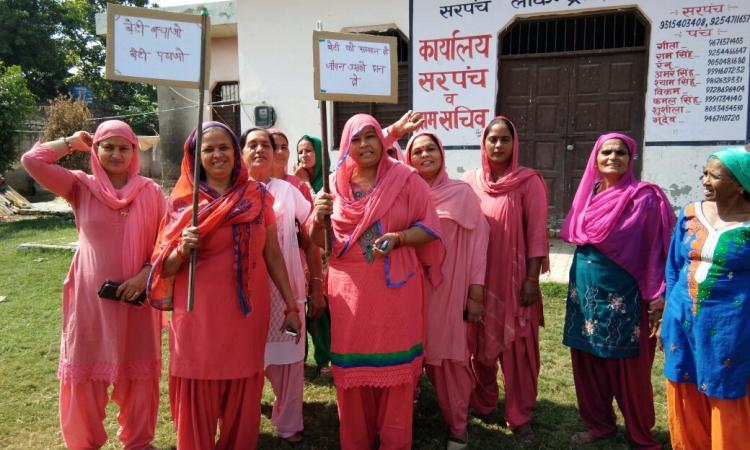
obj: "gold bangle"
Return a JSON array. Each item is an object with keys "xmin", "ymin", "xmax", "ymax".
[{"xmin": 311, "ymin": 277, "xmax": 324, "ymax": 284}]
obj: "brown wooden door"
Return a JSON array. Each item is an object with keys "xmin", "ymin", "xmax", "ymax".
[{"xmin": 498, "ymin": 50, "xmax": 646, "ymax": 224}]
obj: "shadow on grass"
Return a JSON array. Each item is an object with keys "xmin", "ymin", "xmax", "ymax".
[
  {"xmin": 0, "ymin": 216, "xmax": 73, "ymax": 240},
  {"xmin": 259, "ymin": 400, "xmax": 340, "ymax": 449}
]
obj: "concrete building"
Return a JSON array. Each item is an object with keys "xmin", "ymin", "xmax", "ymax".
[{"xmin": 99, "ymin": 1, "xmax": 750, "ymax": 222}]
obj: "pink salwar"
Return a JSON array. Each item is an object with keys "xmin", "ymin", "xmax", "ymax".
[
  {"xmin": 469, "ymin": 313, "xmax": 541, "ymax": 429},
  {"xmin": 570, "ymin": 307, "xmax": 659, "ymax": 450},
  {"xmin": 426, "ymin": 362, "xmax": 475, "ymax": 438},
  {"xmin": 265, "ymin": 362, "xmax": 305, "ymax": 438},
  {"xmin": 59, "ymin": 378, "xmax": 158, "ymax": 450},
  {"xmin": 336, "ymin": 382, "xmax": 415, "ymax": 450},
  {"xmin": 169, "ymin": 374, "xmax": 263, "ymax": 450}
]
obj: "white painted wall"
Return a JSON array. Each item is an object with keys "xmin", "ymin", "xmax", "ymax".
[
  {"xmin": 209, "ymin": 37, "xmax": 239, "ymax": 90},
  {"xmin": 234, "ymin": 0, "xmax": 409, "ymax": 150},
  {"xmin": 642, "ymin": 145, "xmax": 716, "ymax": 209}
]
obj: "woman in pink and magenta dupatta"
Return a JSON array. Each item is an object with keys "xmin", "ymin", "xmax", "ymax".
[
  {"xmin": 560, "ymin": 133, "xmax": 674, "ymax": 448},
  {"xmin": 310, "ymin": 114, "xmax": 444, "ymax": 450},
  {"xmin": 462, "ymin": 115, "xmax": 549, "ymax": 443},
  {"xmin": 21, "ymin": 120, "xmax": 166, "ymax": 449},
  {"xmin": 406, "ymin": 132, "xmax": 489, "ymax": 449}
]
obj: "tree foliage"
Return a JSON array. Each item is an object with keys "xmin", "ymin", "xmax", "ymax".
[
  {"xmin": 0, "ymin": 63, "xmax": 36, "ymax": 175},
  {"xmin": 0, "ymin": 0, "xmax": 158, "ymax": 134}
]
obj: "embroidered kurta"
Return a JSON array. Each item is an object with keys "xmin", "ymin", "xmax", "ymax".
[
  {"xmin": 662, "ymin": 202, "xmax": 750, "ymax": 399},
  {"xmin": 22, "ymin": 145, "xmax": 165, "ymax": 383},
  {"xmin": 328, "ymin": 174, "xmax": 442, "ymax": 388}
]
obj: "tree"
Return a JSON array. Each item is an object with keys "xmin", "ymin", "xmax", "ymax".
[{"xmin": 0, "ymin": 63, "xmax": 36, "ymax": 175}]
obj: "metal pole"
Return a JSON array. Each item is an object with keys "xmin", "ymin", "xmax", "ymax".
[{"xmin": 187, "ymin": 7, "xmax": 209, "ymax": 311}]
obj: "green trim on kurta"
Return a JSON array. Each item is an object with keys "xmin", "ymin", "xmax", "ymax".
[{"xmin": 331, "ymin": 343, "xmax": 423, "ymax": 368}]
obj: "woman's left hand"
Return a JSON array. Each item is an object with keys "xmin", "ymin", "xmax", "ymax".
[
  {"xmin": 116, "ymin": 268, "xmax": 149, "ymax": 304},
  {"xmin": 520, "ymin": 280, "xmax": 541, "ymax": 306},
  {"xmin": 390, "ymin": 110, "xmax": 425, "ymax": 140},
  {"xmin": 281, "ymin": 311, "xmax": 303, "ymax": 344},
  {"xmin": 372, "ymin": 233, "xmax": 399, "ymax": 257},
  {"xmin": 648, "ymin": 307, "xmax": 664, "ymax": 339}
]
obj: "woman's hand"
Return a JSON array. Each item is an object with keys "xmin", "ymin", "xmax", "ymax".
[
  {"xmin": 648, "ymin": 298, "xmax": 665, "ymax": 340},
  {"xmin": 116, "ymin": 267, "xmax": 149, "ymax": 304},
  {"xmin": 69, "ymin": 131, "xmax": 93, "ymax": 152},
  {"xmin": 466, "ymin": 284, "xmax": 484, "ymax": 322},
  {"xmin": 520, "ymin": 280, "xmax": 541, "ymax": 306},
  {"xmin": 178, "ymin": 226, "xmax": 200, "ymax": 255},
  {"xmin": 306, "ymin": 284, "xmax": 325, "ymax": 320},
  {"xmin": 281, "ymin": 310, "xmax": 303, "ymax": 344},
  {"xmin": 372, "ymin": 232, "xmax": 400, "ymax": 257},
  {"xmin": 389, "ymin": 110, "xmax": 425, "ymax": 140},
  {"xmin": 312, "ymin": 193, "xmax": 333, "ymax": 225}
]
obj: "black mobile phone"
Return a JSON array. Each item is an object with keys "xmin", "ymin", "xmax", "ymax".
[
  {"xmin": 463, "ymin": 308, "xmax": 469, "ymax": 321},
  {"xmin": 98, "ymin": 280, "xmax": 145, "ymax": 305}
]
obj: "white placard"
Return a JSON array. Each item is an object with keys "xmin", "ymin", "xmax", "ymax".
[
  {"xmin": 106, "ymin": 4, "xmax": 209, "ymax": 89},
  {"xmin": 313, "ymin": 31, "xmax": 398, "ymax": 103}
]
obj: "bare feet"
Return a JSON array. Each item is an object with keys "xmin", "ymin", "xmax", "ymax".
[{"xmin": 570, "ymin": 430, "xmax": 603, "ymax": 445}]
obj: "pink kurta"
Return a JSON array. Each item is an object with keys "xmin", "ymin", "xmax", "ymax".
[
  {"xmin": 22, "ymin": 145, "xmax": 165, "ymax": 383},
  {"xmin": 464, "ymin": 169, "xmax": 549, "ymax": 361},
  {"xmin": 424, "ymin": 211, "xmax": 488, "ymax": 365},
  {"xmin": 328, "ymin": 174, "xmax": 441, "ymax": 388},
  {"xmin": 168, "ymin": 204, "xmax": 274, "ymax": 379}
]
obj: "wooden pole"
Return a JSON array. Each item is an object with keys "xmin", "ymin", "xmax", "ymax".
[
  {"xmin": 319, "ymin": 100, "xmax": 332, "ymax": 254},
  {"xmin": 187, "ymin": 8, "xmax": 209, "ymax": 312}
]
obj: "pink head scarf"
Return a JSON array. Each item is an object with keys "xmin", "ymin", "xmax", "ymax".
[
  {"xmin": 332, "ymin": 114, "xmax": 444, "ymax": 286},
  {"xmin": 72, "ymin": 120, "xmax": 150, "ymax": 210},
  {"xmin": 477, "ymin": 116, "xmax": 539, "ymax": 195},
  {"xmin": 561, "ymin": 132, "xmax": 676, "ymax": 300},
  {"xmin": 405, "ymin": 131, "xmax": 482, "ymax": 230}
]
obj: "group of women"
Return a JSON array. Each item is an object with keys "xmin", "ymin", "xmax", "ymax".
[{"xmin": 22, "ymin": 109, "xmax": 750, "ymax": 450}]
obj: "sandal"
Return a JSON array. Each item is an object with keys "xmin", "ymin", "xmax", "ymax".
[{"xmin": 283, "ymin": 432, "xmax": 306, "ymax": 449}]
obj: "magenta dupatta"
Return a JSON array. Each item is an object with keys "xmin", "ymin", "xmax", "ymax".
[
  {"xmin": 405, "ymin": 131, "xmax": 482, "ymax": 230},
  {"xmin": 331, "ymin": 114, "xmax": 444, "ymax": 286},
  {"xmin": 560, "ymin": 133, "xmax": 676, "ymax": 300}
]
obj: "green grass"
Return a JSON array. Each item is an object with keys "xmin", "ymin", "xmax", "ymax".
[{"xmin": 0, "ymin": 216, "xmax": 670, "ymax": 449}]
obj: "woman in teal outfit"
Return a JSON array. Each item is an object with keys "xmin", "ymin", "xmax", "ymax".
[
  {"xmin": 661, "ymin": 146, "xmax": 750, "ymax": 450},
  {"xmin": 560, "ymin": 133, "xmax": 675, "ymax": 448}
]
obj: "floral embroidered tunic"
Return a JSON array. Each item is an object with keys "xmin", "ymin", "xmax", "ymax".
[
  {"xmin": 563, "ymin": 245, "xmax": 642, "ymax": 358},
  {"xmin": 662, "ymin": 202, "xmax": 750, "ymax": 399}
]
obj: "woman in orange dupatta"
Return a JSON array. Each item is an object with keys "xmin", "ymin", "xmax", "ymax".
[
  {"xmin": 463, "ymin": 116, "xmax": 549, "ymax": 443},
  {"xmin": 147, "ymin": 121, "xmax": 301, "ymax": 450},
  {"xmin": 310, "ymin": 114, "xmax": 444, "ymax": 450}
]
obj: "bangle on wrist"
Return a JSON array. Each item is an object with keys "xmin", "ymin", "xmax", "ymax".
[
  {"xmin": 397, "ymin": 231, "xmax": 405, "ymax": 248},
  {"xmin": 311, "ymin": 277, "xmax": 324, "ymax": 284},
  {"xmin": 468, "ymin": 297, "xmax": 483, "ymax": 304},
  {"xmin": 525, "ymin": 276, "xmax": 539, "ymax": 284},
  {"xmin": 62, "ymin": 137, "xmax": 73, "ymax": 154},
  {"xmin": 175, "ymin": 245, "xmax": 188, "ymax": 261},
  {"xmin": 284, "ymin": 305, "xmax": 300, "ymax": 315}
]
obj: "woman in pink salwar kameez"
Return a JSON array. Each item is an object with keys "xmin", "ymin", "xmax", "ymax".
[
  {"xmin": 21, "ymin": 120, "xmax": 166, "ymax": 450},
  {"xmin": 310, "ymin": 114, "xmax": 444, "ymax": 450},
  {"xmin": 406, "ymin": 132, "xmax": 489, "ymax": 450},
  {"xmin": 463, "ymin": 116, "xmax": 549, "ymax": 443},
  {"xmin": 148, "ymin": 121, "xmax": 301, "ymax": 450}
]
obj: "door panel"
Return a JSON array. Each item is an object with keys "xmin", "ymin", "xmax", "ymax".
[{"xmin": 498, "ymin": 50, "xmax": 646, "ymax": 224}]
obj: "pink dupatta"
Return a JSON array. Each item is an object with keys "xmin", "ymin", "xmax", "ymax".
[
  {"xmin": 560, "ymin": 133, "xmax": 676, "ymax": 300},
  {"xmin": 76, "ymin": 120, "xmax": 161, "ymax": 273},
  {"xmin": 332, "ymin": 114, "xmax": 444, "ymax": 286},
  {"xmin": 405, "ymin": 131, "xmax": 482, "ymax": 230}
]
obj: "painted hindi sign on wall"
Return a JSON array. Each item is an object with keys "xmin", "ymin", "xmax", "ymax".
[
  {"xmin": 105, "ymin": 4, "xmax": 210, "ymax": 88},
  {"xmin": 411, "ymin": 0, "xmax": 750, "ymax": 147},
  {"xmin": 312, "ymin": 30, "xmax": 398, "ymax": 103}
]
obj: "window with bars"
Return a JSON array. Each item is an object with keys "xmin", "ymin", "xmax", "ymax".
[
  {"xmin": 500, "ymin": 11, "xmax": 647, "ymax": 56},
  {"xmin": 211, "ymin": 82, "xmax": 241, "ymax": 136},
  {"xmin": 332, "ymin": 29, "xmax": 410, "ymax": 149}
]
